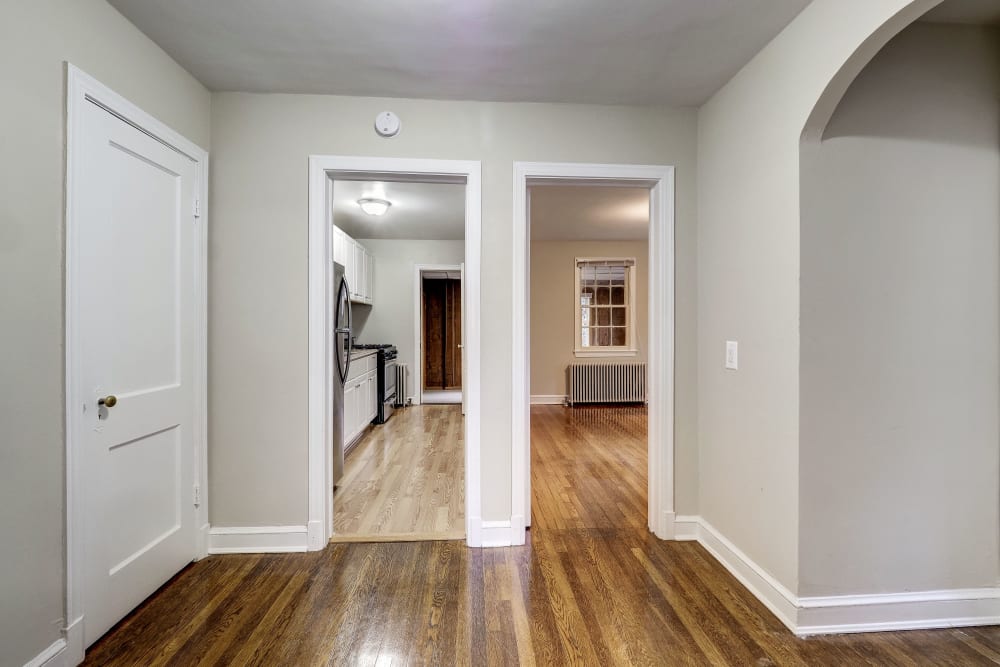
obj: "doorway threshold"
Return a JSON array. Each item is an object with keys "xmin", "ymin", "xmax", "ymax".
[{"xmin": 422, "ymin": 390, "xmax": 462, "ymax": 404}]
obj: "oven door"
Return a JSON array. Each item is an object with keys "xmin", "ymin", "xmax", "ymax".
[{"xmin": 384, "ymin": 360, "xmax": 397, "ymax": 403}]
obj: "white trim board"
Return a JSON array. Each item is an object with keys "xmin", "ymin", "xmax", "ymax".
[
  {"xmin": 675, "ymin": 516, "xmax": 1000, "ymax": 636},
  {"xmin": 530, "ymin": 394, "xmax": 567, "ymax": 405},
  {"xmin": 512, "ymin": 162, "xmax": 676, "ymax": 540},
  {"xmin": 23, "ymin": 638, "xmax": 68, "ymax": 667},
  {"xmin": 208, "ymin": 526, "xmax": 309, "ymax": 554},
  {"xmin": 64, "ymin": 63, "xmax": 209, "ymax": 664},
  {"xmin": 308, "ymin": 156, "xmax": 483, "ymax": 548}
]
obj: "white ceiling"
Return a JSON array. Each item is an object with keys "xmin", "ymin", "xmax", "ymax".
[
  {"xmin": 922, "ymin": 0, "xmax": 1000, "ymax": 25},
  {"xmin": 107, "ymin": 0, "xmax": 811, "ymax": 107},
  {"xmin": 530, "ymin": 185, "xmax": 649, "ymax": 241},
  {"xmin": 332, "ymin": 180, "xmax": 465, "ymax": 240}
]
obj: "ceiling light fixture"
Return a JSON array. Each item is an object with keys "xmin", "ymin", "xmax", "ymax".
[{"xmin": 357, "ymin": 198, "xmax": 391, "ymax": 216}]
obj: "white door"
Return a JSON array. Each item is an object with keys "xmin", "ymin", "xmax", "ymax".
[{"xmin": 77, "ymin": 99, "xmax": 199, "ymax": 646}]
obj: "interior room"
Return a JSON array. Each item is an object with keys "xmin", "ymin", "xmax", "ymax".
[
  {"xmin": 329, "ymin": 178, "xmax": 467, "ymax": 542},
  {"xmin": 4, "ymin": 0, "xmax": 1000, "ymax": 665},
  {"xmin": 528, "ymin": 185, "xmax": 651, "ymax": 530}
]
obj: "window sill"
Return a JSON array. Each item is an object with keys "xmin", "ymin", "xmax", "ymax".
[{"xmin": 574, "ymin": 349, "xmax": 639, "ymax": 358}]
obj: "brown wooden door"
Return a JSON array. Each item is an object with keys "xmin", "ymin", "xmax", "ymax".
[{"xmin": 423, "ymin": 277, "xmax": 462, "ymax": 390}]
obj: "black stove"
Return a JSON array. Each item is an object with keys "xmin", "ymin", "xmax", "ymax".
[{"xmin": 353, "ymin": 343, "xmax": 393, "ymax": 350}]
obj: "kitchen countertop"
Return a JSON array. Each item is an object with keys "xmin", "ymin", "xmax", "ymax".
[{"xmin": 350, "ymin": 348, "xmax": 377, "ymax": 360}]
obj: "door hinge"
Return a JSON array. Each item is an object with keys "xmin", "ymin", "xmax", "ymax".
[
  {"xmin": 193, "ymin": 483, "xmax": 201, "ymax": 507},
  {"xmin": 193, "ymin": 198, "xmax": 201, "ymax": 219}
]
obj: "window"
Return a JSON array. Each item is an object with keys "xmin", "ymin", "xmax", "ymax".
[{"xmin": 575, "ymin": 257, "xmax": 637, "ymax": 357}]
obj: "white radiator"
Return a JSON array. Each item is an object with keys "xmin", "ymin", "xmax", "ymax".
[
  {"xmin": 567, "ymin": 362, "xmax": 646, "ymax": 406},
  {"xmin": 394, "ymin": 363, "xmax": 408, "ymax": 407}
]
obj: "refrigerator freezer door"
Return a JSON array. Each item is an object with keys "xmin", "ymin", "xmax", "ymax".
[{"xmin": 333, "ymin": 264, "xmax": 352, "ymax": 486}]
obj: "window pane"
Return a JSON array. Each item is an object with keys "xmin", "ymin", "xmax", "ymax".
[
  {"xmin": 611, "ymin": 307, "xmax": 626, "ymax": 326},
  {"xmin": 595, "ymin": 308, "xmax": 610, "ymax": 326},
  {"xmin": 612, "ymin": 328, "xmax": 627, "ymax": 346},
  {"xmin": 594, "ymin": 327, "xmax": 611, "ymax": 347},
  {"xmin": 611, "ymin": 286, "xmax": 625, "ymax": 305},
  {"xmin": 596, "ymin": 287, "xmax": 610, "ymax": 305},
  {"xmin": 581, "ymin": 325, "xmax": 591, "ymax": 347}
]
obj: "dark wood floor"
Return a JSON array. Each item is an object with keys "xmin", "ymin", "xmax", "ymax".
[{"xmin": 85, "ymin": 405, "xmax": 1000, "ymax": 665}]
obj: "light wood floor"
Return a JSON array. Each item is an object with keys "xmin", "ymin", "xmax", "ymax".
[
  {"xmin": 84, "ymin": 404, "xmax": 1000, "ymax": 665},
  {"xmin": 332, "ymin": 404, "xmax": 465, "ymax": 542}
]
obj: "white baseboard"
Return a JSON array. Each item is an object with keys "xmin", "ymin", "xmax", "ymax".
[
  {"xmin": 797, "ymin": 588, "xmax": 1000, "ymax": 636},
  {"xmin": 693, "ymin": 517, "xmax": 799, "ymax": 632},
  {"xmin": 675, "ymin": 515, "xmax": 1000, "ymax": 636},
  {"xmin": 208, "ymin": 525, "xmax": 309, "ymax": 554},
  {"xmin": 23, "ymin": 639, "xmax": 67, "ymax": 667},
  {"xmin": 530, "ymin": 394, "xmax": 566, "ymax": 405},
  {"xmin": 674, "ymin": 514, "xmax": 700, "ymax": 541}
]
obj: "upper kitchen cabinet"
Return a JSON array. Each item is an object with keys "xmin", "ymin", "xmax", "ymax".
[{"xmin": 333, "ymin": 225, "xmax": 374, "ymax": 305}]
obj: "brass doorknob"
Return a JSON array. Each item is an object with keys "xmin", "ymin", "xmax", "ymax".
[{"xmin": 98, "ymin": 395, "xmax": 118, "ymax": 408}]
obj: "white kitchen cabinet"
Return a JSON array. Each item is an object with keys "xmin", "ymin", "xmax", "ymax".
[
  {"xmin": 366, "ymin": 373, "xmax": 378, "ymax": 423},
  {"xmin": 353, "ymin": 243, "xmax": 366, "ymax": 302},
  {"xmin": 332, "ymin": 224, "xmax": 374, "ymax": 305},
  {"xmin": 344, "ymin": 353, "xmax": 380, "ymax": 447}
]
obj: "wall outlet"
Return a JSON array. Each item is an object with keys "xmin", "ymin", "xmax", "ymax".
[{"xmin": 725, "ymin": 341, "xmax": 738, "ymax": 370}]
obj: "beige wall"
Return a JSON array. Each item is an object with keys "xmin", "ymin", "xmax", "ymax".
[
  {"xmin": 530, "ymin": 241, "xmax": 649, "ymax": 397},
  {"xmin": 354, "ymin": 239, "xmax": 466, "ymax": 400},
  {"xmin": 0, "ymin": 1, "xmax": 210, "ymax": 664},
  {"xmin": 208, "ymin": 93, "xmax": 699, "ymax": 525},
  {"xmin": 799, "ymin": 23, "xmax": 1000, "ymax": 596},
  {"xmin": 696, "ymin": 0, "xmax": 938, "ymax": 594}
]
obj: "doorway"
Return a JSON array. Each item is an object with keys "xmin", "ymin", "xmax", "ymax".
[
  {"xmin": 528, "ymin": 185, "xmax": 650, "ymax": 530},
  {"xmin": 307, "ymin": 157, "xmax": 482, "ymax": 547},
  {"xmin": 511, "ymin": 162, "xmax": 676, "ymax": 543},
  {"xmin": 419, "ymin": 267, "xmax": 464, "ymax": 405}
]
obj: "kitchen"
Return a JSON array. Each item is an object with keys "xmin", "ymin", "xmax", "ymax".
[{"xmin": 329, "ymin": 178, "xmax": 467, "ymax": 541}]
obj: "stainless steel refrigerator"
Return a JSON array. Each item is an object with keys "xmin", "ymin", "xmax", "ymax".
[{"xmin": 332, "ymin": 262, "xmax": 353, "ymax": 486}]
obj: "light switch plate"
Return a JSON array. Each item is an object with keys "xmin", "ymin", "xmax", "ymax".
[{"xmin": 725, "ymin": 341, "xmax": 738, "ymax": 370}]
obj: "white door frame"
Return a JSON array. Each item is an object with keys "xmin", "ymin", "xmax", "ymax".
[
  {"xmin": 413, "ymin": 263, "xmax": 464, "ymax": 405},
  {"xmin": 64, "ymin": 64, "xmax": 210, "ymax": 663},
  {"xmin": 307, "ymin": 156, "xmax": 483, "ymax": 547},
  {"xmin": 512, "ymin": 162, "xmax": 676, "ymax": 542}
]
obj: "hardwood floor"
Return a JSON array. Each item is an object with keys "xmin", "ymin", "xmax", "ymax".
[
  {"xmin": 332, "ymin": 404, "xmax": 464, "ymax": 541},
  {"xmin": 84, "ymin": 405, "xmax": 1000, "ymax": 665},
  {"xmin": 530, "ymin": 404, "xmax": 647, "ymax": 530}
]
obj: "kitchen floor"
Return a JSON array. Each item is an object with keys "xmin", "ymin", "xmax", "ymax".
[{"xmin": 332, "ymin": 404, "xmax": 465, "ymax": 541}]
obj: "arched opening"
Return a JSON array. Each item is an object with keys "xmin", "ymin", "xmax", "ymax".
[{"xmin": 799, "ymin": 4, "xmax": 1000, "ymax": 596}]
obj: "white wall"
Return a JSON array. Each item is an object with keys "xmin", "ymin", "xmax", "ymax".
[
  {"xmin": 208, "ymin": 93, "xmax": 700, "ymax": 525},
  {"xmin": 354, "ymin": 239, "xmax": 466, "ymax": 400},
  {"xmin": 799, "ymin": 22, "xmax": 1000, "ymax": 596},
  {"xmin": 530, "ymin": 241, "xmax": 649, "ymax": 398},
  {"xmin": 696, "ymin": 0, "xmax": 939, "ymax": 594},
  {"xmin": 0, "ymin": 1, "xmax": 211, "ymax": 664}
]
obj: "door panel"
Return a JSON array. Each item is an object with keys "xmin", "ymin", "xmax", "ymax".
[
  {"xmin": 422, "ymin": 277, "xmax": 463, "ymax": 390},
  {"xmin": 445, "ymin": 279, "xmax": 462, "ymax": 389},
  {"xmin": 423, "ymin": 279, "xmax": 445, "ymax": 389},
  {"xmin": 78, "ymin": 100, "xmax": 198, "ymax": 646}
]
